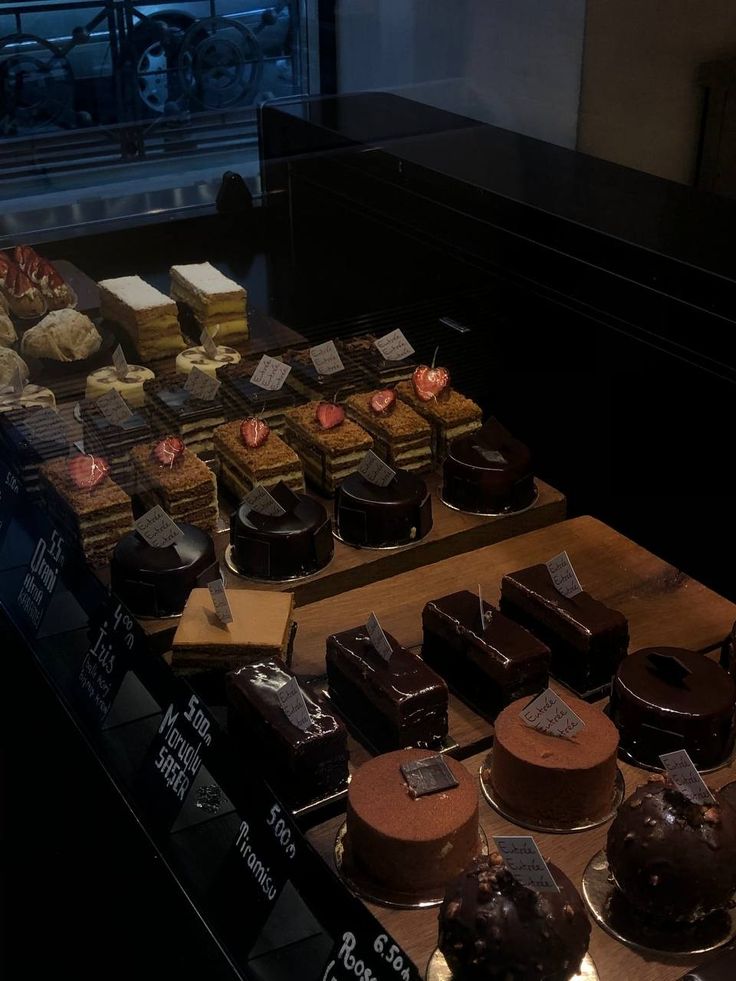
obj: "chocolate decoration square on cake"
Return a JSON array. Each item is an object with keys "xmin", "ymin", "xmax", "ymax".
[
  {"xmin": 227, "ymin": 660, "xmax": 349, "ymax": 808},
  {"xmin": 421, "ymin": 590, "xmax": 550, "ymax": 719},
  {"xmin": 500, "ymin": 563, "xmax": 629, "ymax": 696},
  {"xmin": 326, "ymin": 625, "xmax": 449, "ymax": 751}
]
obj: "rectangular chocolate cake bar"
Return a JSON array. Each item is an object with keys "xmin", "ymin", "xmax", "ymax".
[
  {"xmin": 130, "ymin": 441, "xmax": 218, "ymax": 533},
  {"xmin": 326, "ymin": 625, "xmax": 448, "ymax": 752},
  {"xmin": 338, "ymin": 334, "xmax": 417, "ymax": 385},
  {"xmin": 219, "ymin": 362, "xmax": 299, "ymax": 434},
  {"xmin": 213, "ymin": 420, "xmax": 304, "ymax": 499},
  {"xmin": 345, "ymin": 390, "xmax": 433, "ymax": 472},
  {"xmin": 145, "ymin": 380, "xmax": 224, "ymax": 456},
  {"xmin": 81, "ymin": 400, "xmax": 151, "ymax": 493},
  {"xmin": 283, "ymin": 402, "xmax": 373, "ymax": 495},
  {"xmin": 282, "ymin": 346, "xmax": 366, "ymax": 401},
  {"xmin": 500, "ymin": 564, "xmax": 629, "ymax": 696},
  {"xmin": 395, "ymin": 380, "xmax": 482, "ymax": 461},
  {"xmin": 421, "ymin": 590, "xmax": 550, "ymax": 720},
  {"xmin": 227, "ymin": 660, "xmax": 349, "ymax": 808}
]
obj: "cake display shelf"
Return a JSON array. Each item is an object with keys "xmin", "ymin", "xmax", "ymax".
[
  {"xmin": 479, "ymin": 755, "xmax": 626, "ymax": 834},
  {"xmin": 425, "ymin": 948, "xmax": 600, "ymax": 981},
  {"xmin": 582, "ymin": 850, "xmax": 736, "ymax": 956}
]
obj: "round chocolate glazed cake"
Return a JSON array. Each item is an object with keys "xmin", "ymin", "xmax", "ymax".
[{"xmin": 334, "ymin": 468, "xmax": 432, "ymax": 548}]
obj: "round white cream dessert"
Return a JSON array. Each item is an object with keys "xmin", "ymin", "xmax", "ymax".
[
  {"xmin": 175, "ymin": 344, "xmax": 241, "ymax": 378},
  {"xmin": 0, "ymin": 383, "xmax": 56, "ymax": 413},
  {"xmin": 85, "ymin": 364, "xmax": 155, "ymax": 408}
]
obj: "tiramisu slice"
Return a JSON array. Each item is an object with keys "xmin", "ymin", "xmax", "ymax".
[
  {"xmin": 345, "ymin": 389, "xmax": 432, "ymax": 472},
  {"xmin": 396, "ymin": 374, "xmax": 482, "ymax": 461},
  {"xmin": 98, "ymin": 275, "xmax": 186, "ymax": 362},
  {"xmin": 131, "ymin": 437, "xmax": 218, "ymax": 533},
  {"xmin": 213, "ymin": 418, "xmax": 304, "ymax": 499},
  {"xmin": 145, "ymin": 379, "xmax": 224, "ymax": 456},
  {"xmin": 283, "ymin": 401, "xmax": 373, "ymax": 495},
  {"xmin": 170, "ymin": 262, "xmax": 248, "ymax": 342},
  {"xmin": 40, "ymin": 454, "xmax": 133, "ymax": 565}
]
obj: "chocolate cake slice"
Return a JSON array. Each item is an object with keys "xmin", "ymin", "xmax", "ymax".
[
  {"xmin": 500, "ymin": 564, "xmax": 629, "ymax": 696},
  {"xmin": 227, "ymin": 660, "xmax": 349, "ymax": 808},
  {"xmin": 326, "ymin": 625, "xmax": 448, "ymax": 751},
  {"xmin": 421, "ymin": 590, "xmax": 550, "ymax": 719}
]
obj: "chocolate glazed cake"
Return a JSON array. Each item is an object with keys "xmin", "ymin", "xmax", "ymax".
[
  {"xmin": 334, "ymin": 469, "xmax": 432, "ymax": 548},
  {"xmin": 439, "ymin": 855, "xmax": 591, "ymax": 981},
  {"xmin": 500, "ymin": 563, "xmax": 629, "ymax": 696},
  {"xmin": 326, "ymin": 626, "xmax": 448, "ymax": 751},
  {"xmin": 229, "ymin": 489, "xmax": 333, "ymax": 581},
  {"xmin": 442, "ymin": 417, "xmax": 535, "ymax": 515},
  {"xmin": 110, "ymin": 523, "xmax": 219, "ymax": 618},
  {"xmin": 609, "ymin": 648, "xmax": 736, "ymax": 768}
]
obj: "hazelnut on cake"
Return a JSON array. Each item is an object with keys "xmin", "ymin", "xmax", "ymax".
[
  {"xmin": 213, "ymin": 418, "xmax": 304, "ymax": 499},
  {"xmin": 98, "ymin": 275, "xmax": 186, "ymax": 361}
]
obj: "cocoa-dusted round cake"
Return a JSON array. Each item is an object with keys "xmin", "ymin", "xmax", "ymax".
[
  {"xmin": 111, "ymin": 523, "xmax": 219, "ymax": 618},
  {"xmin": 343, "ymin": 748, "xmax": 480, "ymax": 899},
  {"xmin": 334, "ymin": 468, "xmax": 432, "ymax": 548},
  {"xmin": 485, "ymin": 694, "xmax": 619, "ymax": 826},
  {"xmin": 442, "ymin": 417, "xmax": 535, "ymax": 515},
  {"xmin": 609, "ymin": 648, "xmax": 736, "ymax": 768},
  {"xmin": 229, "ymin": 491, "xmax": 333, "ymax": 581},
  {"xmin": 439, "ymin": 854, "xmax": 591, "ymax": 981},
  {"xmin": 607, "ymin": 775, "xmax": 736, "ymax": 922}
]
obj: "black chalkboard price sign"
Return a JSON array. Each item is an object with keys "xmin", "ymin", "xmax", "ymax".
[
  {"xmin": 321, "ymin": 920, "xmax": 420, "ymax": 981},
  {"xmin": 15, "ymin": 525, "xmax": 66, "ymax": 634},
  {"xmin": 0, "ymin": 459, "xmax": 21, "ymax": 552},
  {"xmin": 77, "ymin": 598, "xmax": 138, "ymax": 727}
]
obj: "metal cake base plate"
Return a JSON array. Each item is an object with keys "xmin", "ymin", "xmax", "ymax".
[
  {"xmin": 332, "ymin": 528, "xmax": 430, "ymax": 551},
  {"xmin": 479, "ymin": 754, "xmax": 625, "ymax": 834},
  {"xmin": 224, "ymin": 544, "xmax": 331, "ymax": 584},
  {"xmin": 582, "ymin": 849, "xmax": 736, "ymax": 956},
  {"xmin": 439, "ymin": 482, "xmax": 538, "ymax": 518},
  {"xmin": 617, "ymin": 744, "xmax": 736, "ymax": 776},
  {"xmin": 425, "ymin": 949, "xmax": 599, "ymax": 981},
  {"xmin": 334, "ymin": 822, "xmax": 489, "ymax": 910}
]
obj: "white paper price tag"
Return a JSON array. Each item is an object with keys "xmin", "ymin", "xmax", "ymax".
[
  {"xmin": 366, "ymin": 612, "xmax": 393, "ymax": 662},
  {"xmin": 96, "ymin": 388, "xmax": 134, "ymax": 427},
  {"xmin": 243, "ymin": 484, "xmax": 286, "ymax": 518},
  {"xmin": 520, "ymin": 688, "xmax": 586, "ymax": 739},
  {"xmin": 250, "ymin": 355, "xmax": 291, "ymax": 391},
  {"xmin": 494, "ymin": 836, "xmax": 559, "ymax": 892},
  {"xmin": 135, "ymin": 505, "xmax": 184, "ymax": 549},
  {"xmin": 545, "ymin": 551, "xmax": 583, "ymax": 599},
  {"xmin": 208, "ymin": 578, "xmax": 233, "ymax": 625},
  {"xmin": 200, "ymin": 328, "xmax": 219, "ymax": 360},
  {"xmin": 374, "ymin": 329, "xmax": 415, "ymax": 362},
  {"xmin": 112, "ymin": 344, "xmax": 129, "ymax": 381},
  {"xmin": 309, "ymin": 340, "xmax": 345, "ymax": 376},
  {"xmin": 185, "ymin": 365, "xmax": 221, "ymax": 401},
  {"xmin": 357, "ymin": 450, "xmax": 396, "ymax": 488},
  {"xmin": 277, "ymin": 677, "xmax": 312, "ymax": 732},
  {"xmin": 477, "ymin": 447, "xmax": 507, "ymax": 464},
  {"xmin": 660, "ymin": 750, "xmax": 715, "ymax": 805}
]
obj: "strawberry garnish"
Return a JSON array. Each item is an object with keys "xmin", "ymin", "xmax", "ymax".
[
  {"xmin": 315, "ymin": 401, "xmax": 345, "ymax": 430},
  {"xmin": 412, "ymin": 365, "xmax": 450, "ymax": 402},
  {"xmin": 370, "ymin": 389, "xmax": 396, "ymax": 415},
  {"xmin": 240, "ymin": 417, "xmax": 270, "ymax": 448},
  {"xmin": 153, "ymin": 436, "xmax": 185, "ymax": 467},
  {"xmin": 68, "ymin": 454, "xmax": 110, "ymax": 490}
]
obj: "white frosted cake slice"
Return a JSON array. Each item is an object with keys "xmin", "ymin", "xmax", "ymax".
[
  {"xmin": 170, "ymin": 262, "xmax": 248, "ymax": 341},
  {"xmin": 99, "ymin": 276, "xmax": 186, "ymax": 361}
]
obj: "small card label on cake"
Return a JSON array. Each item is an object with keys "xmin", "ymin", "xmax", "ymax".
[
  {"xmin": 243, "ymin": 484, "xmax": 286, "ymax": 518},
  {"xmin": 494, "ymin": 836, "xmax": 559, "ymax": 892},
  {"xmin": 250, "ymin": 354, "xmax": 291, "ymax": 391},
  {"xmin": 545, "ymin": 551, "xmax": 583, "ymax": 599},
  {"xmin": 135, "ymin": 505, "xmax": 184, "ymax": 549},
  {"xmin": 208, "ymin": 578, "xmax": 233, "ymax": 625},
  {"xmin": 477, "ymin": 447, "xmax": 507, "ymax": 465},
  {"xmin": 277, "ymin": 677, "xmax": 312, "ymax": 732},
  {"xmin": 478, "ymin": 583, "xmax": 493, "ymax": 631},
  {"xmin": 400, "ymin": 755, "xmax": 459, "ymax": 798},
  {"xmin": 310, "ymin": 340, "xmax": 345, "ymax": 376},
  {"xmin": 97, "ymin": 387, "xmax": 134, "ymax": 427},
  {"xmin": 10, "ymin": 364, "xmax": 24, "ymax": 395},
  {"xmin": 660, "ymin": 750, "xmax": 715, "ymax": 804},
  {"xmin": 520, "ymin": 688, "xmax": 585, "ymax": 739},
  {"xmin": 374, "ymin": 329, "xmax": 415, "ymax": 362},
  {"xmin": 200, "ymin": 328, "xmax": 219, "ymax": 360},
  {"xmin": 112, "ymin": 344, "xmax": 129, "ymax": 380},
  {"xmin": 366, "ymin": 612, "xmax": 393, "ymax": 662},
  {"xmin": 184, "ymin": 365, "xmax": 221, "ymax": 402},
  {"xmin": 357, "ymin": 450, "xmax": 396, "ymax": 488}
]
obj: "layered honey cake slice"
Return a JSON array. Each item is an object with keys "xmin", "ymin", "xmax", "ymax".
[
  {"xmin": 282, "ymin": 400, "xmax": 372, "ymax": 495},
  {"xmin": 145, "ymin": 379, "xmax": 225, "ymax": 456},
  {"xmin": 396, "ymin": 369, "xmax": 482, "ymax": 461},
  {"xmin": 170, "ymin": 262, "xmax": 248, "ymax": 342},
  {"xmin": 213, "ymin": 418, "xmax": 304, "ymax": 500},
  {"xmin": 345, "ymin": 389, "xmax": 432, "ymax": 472},
  {"xmin": 130, "ymin": 437, "xmax": 218, "ymax": 533},
  {"xmin": 98, "ymin": 275, "xmax": 186, "ymax": 362}
]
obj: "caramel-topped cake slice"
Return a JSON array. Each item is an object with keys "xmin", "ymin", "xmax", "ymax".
[
  {"xmin": 170, "ymin": 262, "xmax": 248, "ymax": 341},
  {"xmin": 396, "ymin": 379, "xmax": 482, "ymax": 460},
  {"xmin": 345, "ymin": 389, "xmax": 432, "ymax": 472},
  {"xmin": 283, "ymin": 401, "xmax": 372, "ymax": 495},
  {"xmin": 98, "ymin": 275, "xmax": 186, "ymax": 361},
  {"xmin": 214, "ymin": 419, "xmax": 304, "ymax": 499},
  {"xmin": 131, "ymin": 437, "xmax": 218, "ymax": 533}
]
